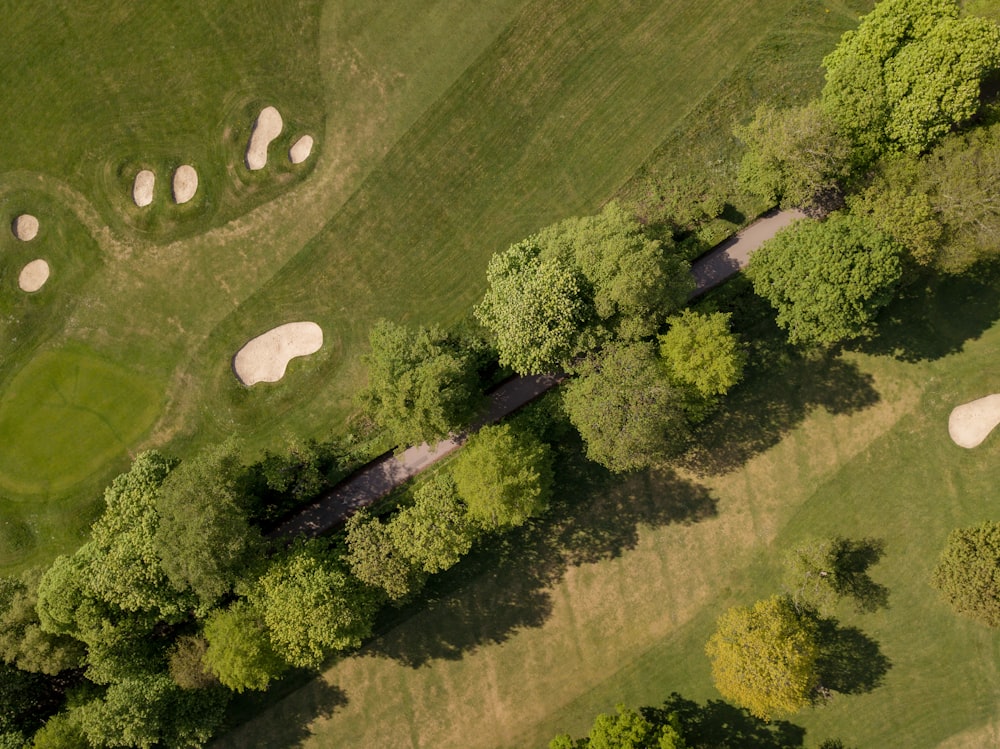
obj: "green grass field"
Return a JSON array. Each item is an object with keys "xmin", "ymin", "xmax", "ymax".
[
  {"xmin": 0, "ymin": 0, "xmax": 865, "ymax": 573},
  {"xmin": 215, "ymin": 266, "xmax": 1000, "ymax": 749}
]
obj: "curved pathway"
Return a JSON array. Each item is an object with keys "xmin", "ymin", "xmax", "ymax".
[{"xmin": 272, "ymin": 208, "xmax": 805, "ymax": 539}]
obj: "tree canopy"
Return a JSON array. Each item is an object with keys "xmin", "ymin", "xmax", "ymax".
[
  {"xmin": 390, "ymin": 473, "xmax": 477, "ymax": 574},
  {"xmin": 705, "ymin": 595, "xmax": 821, "ymax": 720},
  {"xmin": 747, "ymin": 214, "xmax": 904, "ymax": 345},
  {"xmin": 203, "ymin": 602, "xmax": 287, "ymax": 693},
  {"xmin": 345, "ymin": 510, "xmax": 425, "ymax": 601},
  {"xmin": 783, "ymin": 536, "xmax": 889, "ymax": 615},
  {"xmin": 563, "ymin": 342, "xmax": 690, "ymax": 473},
  {"xmin": 822, "ymin": 0, "xmax": 1000, "ymax": 155},
  {"xmin": 659, "ymin": 310, "xmax": 746, "ymax": 401},
  {"xmin": 451, "ymin": 423, "xmax": 554, "ymax": 530},
  {"xmin": 361, "ymin": 320, "xmax": 484, "ymax": 446},
  {"xmin": 931, "ymin": 521, "xmax": 1000, "ymax": 626}
]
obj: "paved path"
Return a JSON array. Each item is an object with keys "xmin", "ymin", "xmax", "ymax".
[{"xmin": 272, "ymin": 208, "xmax": 804, "ymax": 539}]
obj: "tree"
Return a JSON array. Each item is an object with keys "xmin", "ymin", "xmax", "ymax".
[
  {"xmin": 783, "ymin": 537, "xmax": 889, "ymax": 615},
  {"xmin": 549, "ymin": 704, "xmax": 687, "ymax": 749},
  {"xmin": 451, "ymin": 424, "xmax": 554, "ymax": 530},
  {"xmin": 476, "ymin": 239, "xmax": 591, "ymax": 374},
  {"xmin": 345, "ymin": 510, "xmax": 425, "ymax": 601},
  {"xmin": 203, "ymin": 602, "xmax": 286, "ymax": 693},
  {"xmin": 361, "ymin": 320, "xmax": 484, "ymax": 446},
  {"xmin": 821, "ymin": 0, "xmax": 1000, "ymax": 155},
  {"xmin": 30, "ymin": 711, "xmax": 88, "ymax": 749},
  {"xmin": 931, "ymin": 521, "xmax": 1000, "ymax": 626},
  {"xmin": 563, "ymin": 342, "xmax": 690, "ymax": 473},
  {"xmin": 536, "ymin": 202, "xmax": 692, "ymax": 341},
  {"xmin": 735, "ymin": 102, "xmax": 853, "ymax": 212},
  {"xmin": 659, "ymin": 310, "xmax": 746, "ymax": 401},
  {"xmin": 248, "ymin": 541, "xmax": 378, "ymax": 668},
  {"xmin": 154, "ymin": 440, "xmax": 262, "ymax": 612},
  {"xmin": 747, "ymin": 214, "xmax": 903, "ymax": 346},
  {"xmin": 0, "ymin": 569, "xmax": 84, "ymax": 675},
  {"xmin": 168, "ymin": 635, "xmax": 218, "ymax": 690},
  {"xmin": 76, "ymin": 673, "xmax": 227, "ymax": 749},
  {"xmin": 846, "ymin": 181, "xmax": 943, "ymax": 268},
  {"xmin": 705, "ymin": 595, "xmax": 821, "ymax": 720},
  {"xmin": 390, "ymin": 473, "xmax": 477, "ymax": 574}
]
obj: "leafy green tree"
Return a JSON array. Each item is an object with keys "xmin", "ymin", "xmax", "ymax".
[
  {"xmin": 168, "ymin": 635, "xmax": 218, "ymax": 690},
  {"xmin": 203, "ymin": 602, "xmax": 286, "ymax": 693},
  {"xmin": 0, "ymin": 570, "xmax": 83, "ymax": 675},
  {"xmin": 705, "ymin": 595, "xmax": 821, "ymax": 720},
  {"xmin": 451, "ymin": 424, "xmax": 554, "ymax": 530},
  {"xmin": 248, "ymin": 541, "xmax": 378, "ymax": 668},
  {"xmin": 361, "ymin": 320, "xmax": 484, "ymax": 446},
  {"xmin": 846, "ymin": 182, "xmax": 943, "ymax": 268},
  {"xmin": 154, "ymin": 440, "xmax": 262, "ymax": 612},
  {"xmin": 537, "ymin": 202, "xmax": 692, "ymax": 341},
  {"xmin": 822, "ymin": 0, "xmax": 1000, "ymax": 155},
  {"xmin": 735, "ymin": 102, "xmax": 853, "ymax": 211},
  {"xmin": 632, "ymin": 170, "xmax": 726, "ymax": 235},
  {"xmin": 563, "ymin": 342, "xmax": 690, "ymax": 473},
  {"xmin": 931, "ymin": 521, "xmax": 1000, "ymax": 626},
  {"xmin": 76, "ymin": 673, "xmax": 227, "ymax": 749},
  {"xmin": 345, "ymin": 510, "xmax": 425, "ymax": 601},
  {"xmin": 476, "ymin": 240, "xmax": 591, "ymax": 374},
  {"xmin": 550, "ymin": 704, "xmax": 686, "ymax": 749},
  {"xmin": 30, "ymin": 711, "xmax": 88, "ymax": 749},
  {"xmin": 659, "ymin": 310, "xmax": 746, "ymax": 401},
  {"xmin": 390, "ymin": 473, "xmax": 477, "ymax": 574},
  {"xmin": 784, "ymin": 537, "xmax": 889, "ymax": 615},
  {"xmin": 747, "ymin": 214, "xmax": 904, "ymax": 346}
]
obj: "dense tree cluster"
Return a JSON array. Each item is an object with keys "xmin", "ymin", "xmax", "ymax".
[{"xmin": 931, "ymin": 521, "xmax": 1000, "ymax": 627}]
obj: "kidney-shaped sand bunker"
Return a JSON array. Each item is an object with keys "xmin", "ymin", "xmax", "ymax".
[
  {"xmin": 233, "ymin": 321, "xmax": 323, "ymax": 386},
  {"xmin": 949, "ymin": 394, "xmax": 1000, "ymax": 448}
]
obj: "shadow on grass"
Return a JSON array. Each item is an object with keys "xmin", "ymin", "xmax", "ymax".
[
  {"xmin": 851, "ymin": 260, "xmax": 1000, "ymax": 363},
  {"xmin": 223, "ymin": 673, "xmax": 348, "ymax": 745},
  {"xmin": 645, "ymin": 692, "xmax": 806, "ymax": 748},
  {"xmin": 366, "ymin": 438, "xmax": 717, "ymax": 668},
  {"xmin": 817, "ymin": 619, "xmax": 891, "ymax": 696},
  {"xmin": 684, "ymin": 276, "xmax": 881, "ymax": 476}
]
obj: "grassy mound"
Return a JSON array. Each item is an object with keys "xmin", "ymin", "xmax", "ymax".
[{"xmin": 0, "ymin": 346, "xmax": 162, "ymax": 495}]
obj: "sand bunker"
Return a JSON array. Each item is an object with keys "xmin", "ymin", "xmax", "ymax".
[
  {"xmin": 949, "ymin": 394, "xmax": 1000, "ymax": 448},
  {"xmin": 233, "ymin": 322, "xmax": 323, "ymax": 386},
  {"xmin": 245, "ymin": 106, "xmax": 283, "ymax": 170},
  {"xmin": 18, "ymin": 259, "xmax": 49, "ymax": 292},
  {"xmin": 172, "ymin": 165, "xmax": 198, "ymax": 204},
  {"xmin": 12, "ymin": 214, "xmax": 38, "ymax": 241},
  {"xmin": 133, "ymin": 170, "xmax": 155, "ymax": 207},
  {"xmin": 289, "ymin": 135, "xmax": 314, "ymax": 164}
]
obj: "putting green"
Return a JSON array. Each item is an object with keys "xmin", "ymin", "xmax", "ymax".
[{"xmin": 0, "ymin": 347, "xmax": 162, "ymax": 495}]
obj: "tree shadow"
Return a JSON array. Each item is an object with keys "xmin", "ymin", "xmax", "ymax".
[
  {"xmin": 645, "ymin": 692, "xmax": 806, "ymax": 748},
  {"xmin": 831, "ymin": 537, "xmax": 890, "ymax": 614},
  {"xmin": 850, "ymin": 260, "xmax": 1000, "ymax": 363},
  {"xmin": 816, "ymin": 619, "xmax": 891, "ymax": 697},
  {"xmin": 223, "ymin": 676, "xmax": 348, "ymax": 747},
  {"xmin": 364, "ymin": 437, "xmax": 717, "ymax": 668}
]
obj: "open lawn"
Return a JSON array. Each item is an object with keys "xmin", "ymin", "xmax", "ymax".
[
  {"xmin": 0, "ymin": 0, "xmax": 866, "ymax": 573},
  {"xmin": 216, "ymin": 264, "xmax": 1000, "ymax": 749}
]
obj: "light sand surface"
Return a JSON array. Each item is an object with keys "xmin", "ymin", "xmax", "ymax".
[
  {"xmin": 12, "ymin": 214, "xmax": 38, "ymax": 241},
  {"xmin": 18, "ymin": 259, "xmax": 49, "ymax": 292},
  {"xmin": 949, "ymin": 394, "xmax": 1000, "ymax": 448},
  {"xmin": 245, "ymin": 106, "xmax": 283, "ymax": 170},
  {"xmin": 289, "ymin": 135, "xmax": 314, "ymax": 164},
  {"xmin": 172, "ymin": 165, "xmax": 198, "ymax": 204},
  {"xmin": 133, "ymin": 170, "xmax": 155, "ymax": 207},
  {"xmin": 233, "ymin": 321, "xmax": 322, "ymax": 386}
]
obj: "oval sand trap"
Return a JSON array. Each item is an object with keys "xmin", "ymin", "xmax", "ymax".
[
  {"xmin": 19, "ymin": 259, "xmax": 49, "ymax": 292},
  {"xmin": 12, "ymin": 214, "xmax": 38, "ymax": 241},
  {"xmin": 949, "ymin": 394, "xmax": 1000, "ymax": 448},
  {"xmin": 172, "ymin": 165, "xmax": 198, "ymax": 204},
  {"xmin": 245, "ymin": 106, "xmax": 283, "ymax": 171},
  {"xmin": 233, "ymin": 322, "xmax": 323, "ymax": 386},
  {"xmin": 133, "ymin": 170, "xmax": 155, "ymax": 207},
  {"xmin": 289, "ymin": 135, "xmax": 314, "ymax": 164}
]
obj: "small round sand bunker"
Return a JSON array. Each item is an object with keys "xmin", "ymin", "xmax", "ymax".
[
  {"xmin": 18, "ymin": 259, "xmax": 49, "ymax": 292},
  {"xmin": 245, "ymin": 106, "xmax": 283, "ymax": 171},
  {"xmin": 133, "ymin": 170, "xmax": 155, "ymax": 207},
  {"xmin": 949, "ymin": 394, "xmax": 1000, "ymax": 448},
  {"xmin": 233, "ymin": 321, "xmax": 323, "ymax": 386},
  {"xmin": 12, "ymin": 214, "xmax": 38, "ymax": 241},
  {"xmin": 289, "ymin": 135, "xmax": 314, "ymax": 164},
  {"xmin": 172, "ymin": 165, "xmax": 198, "ymax": 204}
]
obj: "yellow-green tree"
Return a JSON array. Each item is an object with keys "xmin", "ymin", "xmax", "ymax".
[{"xmin": 705, "ymin": 595, "xmax": 821, "ymax": 720}]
